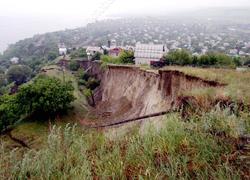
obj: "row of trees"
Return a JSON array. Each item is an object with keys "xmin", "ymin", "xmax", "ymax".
[
  {"xmin": 0, "ymin": 76, "xmax": 75, "ymax": 132},
  {"xmin": 163, "ymin": 50, "xmax": 243, "ymax": 67}
]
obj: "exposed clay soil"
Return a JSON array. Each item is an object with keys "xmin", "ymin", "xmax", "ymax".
[{"xmin": 79, "ymin": 62, "xmax": 225, "ymax": 125}]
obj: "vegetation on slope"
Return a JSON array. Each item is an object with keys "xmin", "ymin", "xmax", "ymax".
[
  {"xmin": 41, "ymin": 65, "xmax": 89, "ymax": 121},
  {"xmin": 0, "ymin": 110, "xmax": 249, "ymax": 179},
  {"xmin": 0, "ymin": 75, "xmax": 75, "ymax": 133},
  {"xmin": 164, "ymin": 66, "xmax": 250, "ymax": 104},
  {"xmin": 101, "ymin": 50, "xmax": 135, "ymax": 66}
]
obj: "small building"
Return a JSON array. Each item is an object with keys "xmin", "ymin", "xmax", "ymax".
[
  {"xmin": 134, "ymin": 43, "xmax": 167, "ymax": 65},
  {"xmin": 59, "ymin": 47, "xmax": 67, "ymax": 56},
  {"xmin": 58, "ymin": 43, "xmax": 67, "ymax": 56},
  {"xmin": 86, "ymin": 46, "xmax": 104, "ymax": 60}
]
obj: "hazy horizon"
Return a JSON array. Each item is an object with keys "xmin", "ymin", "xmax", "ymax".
[{"xmin": 1, "ymin": 0, "xmax": 250, "ymax": 53}]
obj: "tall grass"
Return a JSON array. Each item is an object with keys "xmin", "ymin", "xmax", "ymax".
[
  {"xmin": 164, "ymin": 66, "xmax": 250, "ymax": 104},
  {"xmin": 1, "ymin": 111, "xmax": 248, "ymax": 179}
]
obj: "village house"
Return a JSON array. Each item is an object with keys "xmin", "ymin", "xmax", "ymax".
[
  {"xmin": 58, "ymin": 44, "xmax": 67, "ymax": 56},
  {"xmin": 134, "ymin": 43, "xmax": 167, "ymax": 65},
  {"xmin": 86, "ymin": 46, "xmax": 104, "ymax": 60},
  {"xmin": 59, "ymin": 47, "xmax": 67, "ymax": 56}
]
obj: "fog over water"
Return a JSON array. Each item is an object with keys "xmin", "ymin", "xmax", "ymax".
[{"xmin": 0, "ymin": 0, "xmax": 250, "ymax": 53}]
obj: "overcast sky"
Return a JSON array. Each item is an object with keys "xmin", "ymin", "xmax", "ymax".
[
  {"xmin": 1, "ymin": 0, "xmax": 250, "ymax": 18},
  {"xmin": 0, "ymin": 0, "xmax": 250, "ymax": 52}
]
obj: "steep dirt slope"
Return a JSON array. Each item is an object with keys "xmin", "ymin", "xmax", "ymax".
[{"xmin": 92, "ymin": 65, "xmax": 223, "ymax": 122}]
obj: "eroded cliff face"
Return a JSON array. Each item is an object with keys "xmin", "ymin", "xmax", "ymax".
[{"xmin": 91, "ymin": 65, "xmax": 222, "ymax": 122}]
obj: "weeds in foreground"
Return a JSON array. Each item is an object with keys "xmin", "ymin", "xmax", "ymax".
[{"xmin": 0, "ymin": 110, "xmax": 249, "ymax": 179}]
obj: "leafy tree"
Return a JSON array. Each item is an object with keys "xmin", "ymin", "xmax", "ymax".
[
  {"xmin": 119, "ymin": 50, "xmax": 135, "ymax": 64},
  {"xmin": 91, "ymin": 52, "xmax": 102, "ymax": 61},
  {"xmin": 6, "ymin": 65, "xmax": 32, "ymax": 85},
  {"xmin": 70, "ymin": 48, "xmax": 87, "ymax": 59},
  {"xmin": 243, "ymin": 56, "xmax": 250, "ymax": 66},
  {"xmin": 164, "ymin": 50, "xmax": 192, "ymax": 65},
  {"xmin": 16, "ymin": 76, "xmax": 75, "ymax": 118},
  {"xmin": 78, "ymin": 48, "xmax": 87, "ymax": 58},
  {"xmin": 25, "ymin": 57, "xmax": 44, "ymax": 73},
  {"xmin": 47, "ymin": 52, "xmax": 58, "ymax": 61},
  {"xmin": 77, "ymin": 70, "xmax": 100, "ymax": 107},
  {"xmin": 0, "ymin": 74, "xmax": 6, "ymax": 87},
  {"xmin": 77, "ymin": 70, "xmax": 90, "ymax": 81},
  {"xmin": 233, "ymin": 57, "xmax": 242, "ymax": 67},
  {"xmin": 0, "ymin": 95, "xmax": 20, "ymax": 132},
  {"xmin": 69, "ymin": 60, "xmax": 80, "ymax": 71},
  {"xmin": 191, "ymin": 55, "xmax": 199, "ymax": 66},
  {"xmin": 199, "ymin": 54, "xmax": 211, "ymax": 66},
  {"xmin": 214, "ymin": 53, "xmax": 234, "ymax": 66}
]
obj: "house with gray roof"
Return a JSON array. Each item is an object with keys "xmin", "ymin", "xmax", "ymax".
[{"xmin": 134, "ymin": 43, "xmax": 167, "ymax": 65}]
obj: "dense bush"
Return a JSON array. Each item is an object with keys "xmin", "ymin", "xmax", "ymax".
[
  {"xmin": 16, "ymin": 76, "xmax": 75, "ymax": 117},
  {"xmin": 69, "ymin": 60, "xmax": 80, "ymax": 71},
  {"xmin": 101, "ymin": 55, "xmax": 121, "ymax": 64},
  {"xmin": 0, "ymin": 95, "xmax": 20, "ymax": 132},
  {"xmin": 0, "ymin": 76, "xmax": 75, "ymax": 132},
  {"xmin": 164, "ymin": 50, "xmax": 241, "ymax": 67},
  {"xmin": 47, "ymin": 52, "xmax": 58, "ymax": 61},
  {"xmin": 0, "ymin": 74, "xmax": 5, "ymax": 87},
  {"xmin": 243, "ymin": 56, "xmax": 250, "ymax": 66},
  {"xmin": 119, "ymin": 50, "xmax": 135, "ymax": 64},
  {"xmin": 165, "ymin": 50, "xmax": 192, "ymax": 65},
  {"xmin": 101, "ymin": 50, "xmax": 135, "ymax": 65},
  {"xmin": 6, "ymin": 65, "xmax": 32, "ymax": 85}
]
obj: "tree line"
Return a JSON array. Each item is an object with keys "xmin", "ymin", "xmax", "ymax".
[{"xmin": 163, "ymin": 50, "xmax": 247, "ymax": 67}]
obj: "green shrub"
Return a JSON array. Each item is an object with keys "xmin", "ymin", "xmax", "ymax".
[
  {"xmin": 83, "ymin": 88, "xmax": 92, "ymax": 98},
  {"xmin": 16, "ymin": 76, "xmax": 75, "ymax": 117},
  {"xmin": 0, "ymin": 95, "xmax": 20, "ymax": 132},
  {"xmin": 6, "ymin": 65, "xmax": 32, "ymax": 85},
  {"xmin": 69, "ymin": 60, "xmax": 80, "ymax": 71}
]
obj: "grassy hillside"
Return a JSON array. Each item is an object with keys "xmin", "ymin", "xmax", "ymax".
[
  {"xmin": 0, "ymin": 111, "xmax": 249, "ymax": 179},
  {"xmin": 0, "ymin": 64, "xmax": 88, "ymax": 149},
  {"xmin": 164, "ymin": 66, "xmax": 250, "ymax": 104},
  {"xmin": 40, "ymin": 64, "xmax": 88, "ymax": 121},
  {"xmin": 1, "ymin": 66, "xmax": 249, "ymax": 179}
]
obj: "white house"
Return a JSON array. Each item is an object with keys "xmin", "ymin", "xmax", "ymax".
[
  {"xmin": 86, "ymin": 46, "xmax": 104, "ymax": 60},
  {"xmin": 134, "ymin": 43, "xmax": 167, "ymax": 65},
  {"xmin": 86, "ymin": 46, "xmax": 104, "ymax": 55},
  {"xmin": 10, "ymin": 57, "xmax": 19, "ymax": 64},
  {"xmin": 59, "ymin": 47, "xmax": 67, "ymax": 56}
]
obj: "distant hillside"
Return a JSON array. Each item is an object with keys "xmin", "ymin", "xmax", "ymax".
[{"xmin": 1, "ymin": 7, "xmax": 250, "ymax": 69}]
